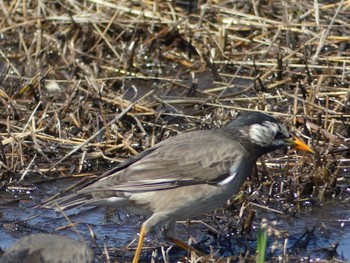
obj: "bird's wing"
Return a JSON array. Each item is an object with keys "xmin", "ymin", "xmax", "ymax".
[{"xmin": 79, "ymin": 130, "xmax": 247, "ymax": 194}]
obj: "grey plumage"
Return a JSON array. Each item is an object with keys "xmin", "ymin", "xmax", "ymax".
[
  {"xmin": 47, "ymin": 113, "xmax": 289, "ymax": 209},
  {"xmin": 44, "ymin": 112, "xmax": 313, "ymax": 262}
]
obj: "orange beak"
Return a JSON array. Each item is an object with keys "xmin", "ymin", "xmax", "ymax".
[{"xmin": 286, "ymin": 135, "xmax": 314, "ymax": 153}]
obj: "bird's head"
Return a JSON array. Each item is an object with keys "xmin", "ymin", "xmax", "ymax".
[{"xmin": 223, "ymin": 112, "xmax": 314, "ymax": 157}]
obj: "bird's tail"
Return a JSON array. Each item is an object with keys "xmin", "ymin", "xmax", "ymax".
[{"xmin": 42, "ymin": 193, "xmax": 91, "ymax": 211}]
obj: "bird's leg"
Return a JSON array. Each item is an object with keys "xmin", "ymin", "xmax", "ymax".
[
  {"xmin": 167, "ymin": 237, "xmax": 205, "ymax": 256},
  {"xmin": 132, "ymin": 224, "xmax": 146, "ymax": 263},
  {"xmin": 165, "ymin": 221, "xmax": 204, "ymax": 256}
]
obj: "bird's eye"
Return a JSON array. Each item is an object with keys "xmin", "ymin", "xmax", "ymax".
[{"xmin": 274, "ymin": 131, "xmax": 285, "ymax": 140}]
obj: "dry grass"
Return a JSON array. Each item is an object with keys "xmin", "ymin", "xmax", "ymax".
[{"xmin": 1, "ymin": 0, "xmax": 350, "ymax": 262}]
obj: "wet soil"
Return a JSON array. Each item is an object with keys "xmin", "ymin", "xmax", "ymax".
[{"xmin": 1, "ymin": 175, "xmax": 349, "ymax": 262}]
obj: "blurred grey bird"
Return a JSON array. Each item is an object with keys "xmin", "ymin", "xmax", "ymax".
[
  {"xmin": 44, "ymin": 112, "xmax": 313, "ymax": 262},
  {"xmin": 0, "ymin": 234, "xmax": 94, "ymax": 263}
]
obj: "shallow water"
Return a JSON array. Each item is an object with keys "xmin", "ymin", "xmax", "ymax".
[{"xmin": 0, "ymin": 178, "xmax": 349, "ymax": 262}]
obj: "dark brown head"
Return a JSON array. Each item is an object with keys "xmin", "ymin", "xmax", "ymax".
[{"xmin": 222, "ymin": 112, "xmax": 313, "ymax": 157}]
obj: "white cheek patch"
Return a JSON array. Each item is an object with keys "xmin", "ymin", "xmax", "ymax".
[
  {"xmin": 248, "ymin": 121, "xmax": 285, "ymax": 147},
  {"xmin": 267, "ymin": 122, "xmax": 281, "ymax": 134},
  {"xmin": 248, "ymin": 123, "xmax": 272, "ymax": 146}
]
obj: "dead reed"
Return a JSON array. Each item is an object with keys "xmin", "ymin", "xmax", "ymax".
[{"xmin": 1, "ymin": 0, "xmax": 350, "ymax": 262}]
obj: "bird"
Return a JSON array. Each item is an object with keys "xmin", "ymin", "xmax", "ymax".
[
  {"xmin": 0, "ymin": 234, "xmax": 94, "ymax": 263},
  {"xmin": 44, "ymin": 112, "xmax": 313, "ymax": 263}
]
